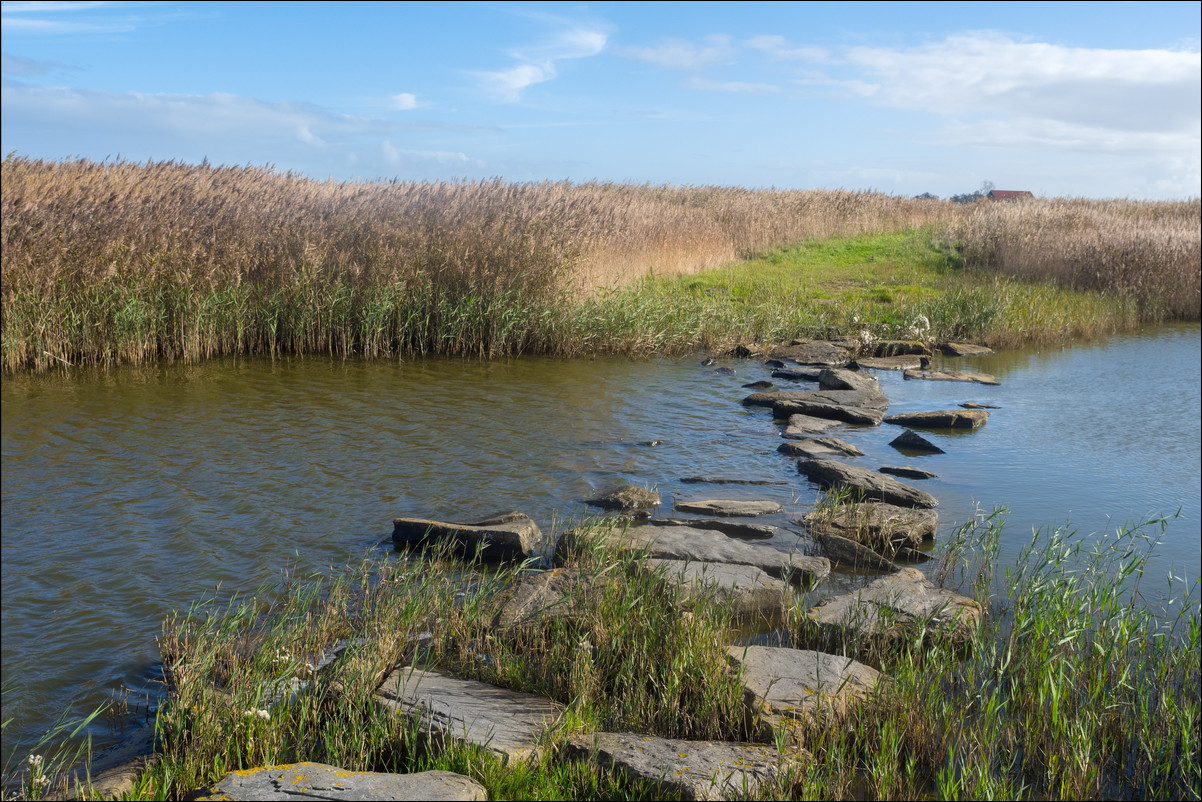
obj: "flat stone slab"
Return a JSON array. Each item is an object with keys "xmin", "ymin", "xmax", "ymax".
[
  {"xmin": 817, "ymin": 533, "xmax": 898, "ymax": 573},
  {"xmin": 680, "ymin": 476, "xmax": 789, "ymax": 486},
  {"xmin": 586, "ymin": 485, "xmax": 661, "ymax": 511},
  {"xmin": 193, "ymin": 764, "xmax": 485, "ymax": 801},
  {"xmin": 798, "ymin": 502, "xmax": 937, "ymax": 550},
  {"xmin": 771, "ymin": 368, "xmax": 822, "ymax": 382},
  {"xmin": 674, "ymin": 499, "xmax": 782, "ymax": 517},
  {"xmin": 961, "ymin": 401, "xmax": 1000, "ymax": 409},
  {"xmin": 646, "ymin": 559, "xmax": 788, "ymax": 620},
  {"xmin": 392, "ymin": 511, "xmax": 540, "ymax": 562},
  {"xmin": 650, "ymin": 517, "xmax": 777, "ymax": 540},
  {"xmin": 939, "ymin": 342, "xmax": 993, "ymax": 356},
  {"xmin": 800, "ymin": 568, "xmax": 983, "ymax": 661},
  {"xmin": 777, "ymin": 437, "xmax": 863, "ymax": 459},
  {"xmin": 889, "ymin": 429, "xmax": 945, "ymax": 454},
  {"xmin": 879, "ymin": 465, "xmax": 937, "ymax": 480},
  {"xmin": 769, "ymin": 340, "xmax": 854, "ymax": 366},
  {"xmin": 374, "ymin": 667, "xmax": 564, "ymax": 763},
  {"xmin": 726, "ymin": 646, "xmax": 881, "ymax": 736},
  {"xmin": 855, "ymin": 355, "xmax": 924, "ymax": 371},
  {"xmin": 561, "ymin": 732, "xmax": 800, "ymax": 801},
  {"xmin": 904, "ymin": 368, "xmax": 1000, "ymax": 385},
  {"xmin": 744, "ymin": 389, "xmax": 889, "ymax": 426},
  {"xmin": 885, "ymin": 409, "xmax": 989, "ymax": 429},
  {"xmin": 798, "ymin": 459, "xmax": 937, "ymax": 508},
  {"xmin": 817, "ymin": 368, "xmax": 880, "ymax": 394},
  {"xmin": 588, "ymin": 525, "xmax": 830, "ymax": 588},
  {"xmin": 782, "ymin": 414, "xmax": 841, "ymax": 438}
]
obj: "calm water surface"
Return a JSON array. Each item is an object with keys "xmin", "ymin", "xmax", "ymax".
[{"xmin": 2, "ymin": 323, "xmax": 1199, "ymax": 764}]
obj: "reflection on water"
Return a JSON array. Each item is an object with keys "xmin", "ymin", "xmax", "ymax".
[{"xmin": 2, "ymin": 323, "xmax": 1198, "ymax": 763}]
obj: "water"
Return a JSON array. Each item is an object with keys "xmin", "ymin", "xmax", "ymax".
[{"xmin": 2, "ymin": 323, "xmax": 1199, "ymax": 765}]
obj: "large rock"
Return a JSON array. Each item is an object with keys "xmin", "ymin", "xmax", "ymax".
[
  {"xmin": 817, "ymin": 368, "xmax": 879, "ymax": 394},
  {"xmin": 586, "ymin": 485, "xmax": 661, "ymax": 511},
  {"xmin": 646, "ymin": 559, "xmax": 788, "ymax": 621},
  {"xmin": 374, "ymin": 667, "xmax": 564, "ymax": 763},
  {"xmin": 855, "ymin": 355, "xmax": 924, "ymax": 371},
  {"xmin": 799, "ymin": 568, "xmax": 983, "ymax": 662},
  {"xmin": 879, "ymin": 465, "xmax": 937, "ymax": 480},
  {"xmin": 798, "ymin": 502, "xmax": 937, "ymax": 551},
  {"xmin": 745, "ymin": 389, "xmax": 889, "ymax": 426},
  {"xmin": 939, "ymin": 342, "xmax": 993, "ymax": 356},
  {"xmin": 771, "ymin": 368, "xmax": 822, "ymax": 382},
  {"xmin": 579, "ymin": 524, "xmax": 830, "ymax": 588},
  {"xmin": 561, "ymin": 732, "xmax": 801, "ymax": 801},
  {"xmin": 797, "ymin": 459, "xmax": 938, "ymax": 508},
  {"xmin": 781, "ymin": 414, "xmax": 841, "ymax": 438},
  {"xmin": 192, "ymin": 764, "xmax": 485, "ymax": 801},
  {"xmin": 392, "ymin": 511, "xmax": 540, "ymax": 562},
  {"xmin": 726, "ymin": 646, "xmax": 881, "ymax": 737},
  {"xmin": 889, "ymin": 429, "xmax": 944, "ymax": 454},
  {"xmin": 903, "ymin": 369, "xmax": 1000, "ymax": 386},
  {"xmin": 650, "ymin": 518, "xmax": 777, "ymax": 540},
  {"xmin": 769, "ymin": 340, "xmax": 854, "ymax": 366},
  {"xmin": 817, "ymin": 533, "xmax": 898, "ymax": 573},
  {"xmin": 673, "ymin": 499, "xmax": 782, "ymax": 517},
  {"xmin": 490, "ymin": 568, "xmax": 600, "ymax": 631},
  {"xmin": 777, "ymin": 437, "xmax": 863, "ymax": 459},
  {"xmin": 885, "ymin": 409, "xmax": 989, "ymax": 429}
]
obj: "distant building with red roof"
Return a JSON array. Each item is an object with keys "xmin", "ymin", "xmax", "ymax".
[{"xmin": 987, "ymin": 190, "xmax": 1034, "ymax": 201}]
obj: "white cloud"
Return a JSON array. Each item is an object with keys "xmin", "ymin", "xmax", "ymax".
[
  {"xmin": 687, "ymin": 77, "xmax": 779, "ymax": 93},
  {"xmin": 391, "ymin": 92, "xmax": 418, "ymax": 110},
  {"xmin": 1, "ymin": 1, "xmax": 140, "ymax": 34},
  {"xmin": 476, "ymin": 24, "xmax": 607, "ymax": 102},
  {"xmin": 1, "ymin": 51, "xmax": 69, "ymax": 75},
  {"xmin": 381, "ymin": 139, "xmax": 473, "ymax": 165},
  {"xmin": 617, "ymin": 34, "xmax": 734, "ymax": 70},
  {"xmin": 745, "ymin": 35, "xmax": 828, "ymax": 62}
]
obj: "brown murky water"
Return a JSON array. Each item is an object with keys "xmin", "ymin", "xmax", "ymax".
[{"xmin": 3, "ymin": 324, "xmax": 1199, "ymax": 764}]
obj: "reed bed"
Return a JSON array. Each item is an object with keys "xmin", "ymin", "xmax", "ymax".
[{"xmin": 956, "ymin": 197, "xmax": 1202, "ymax": 320}]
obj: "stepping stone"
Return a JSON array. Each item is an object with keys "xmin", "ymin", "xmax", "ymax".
[
  {"xmin": 817, "ymin": 533, "xmax": 898, "ymax": 573},
  {"xmin": 726, "ymin": 646, "xmax": 881, "ymax": 738},
  {"xmin": 392, "ymin": 511, "xmax": 541, "ymax": 562},
  {"xmin": 680, "ymin": 476, "xmax": 789, "ymax": 486},
  {"xmin": 674, "ymin": 499, "xmax": 782, "ymax": 517},
  {"xmin": 939, "ymin": 342, "xmax": 993, "ymax": 356},
  {"xmin": 743, "ymin": 389, "xmax": 889, "ymax": 426},
  {"xmin": 856, "ymin": 355, "xmax": 924, "ymax": 371},
  {"xmin": 374, "ymin": 667, "xmax": 564, "ymax": 763},
  {"xmin": 561, "ymin": 732, "xmax": 801, "ymax": 800},
  {"xmin": 586, "ymin": 485, "xmax": 661, "ymax": 511},
  {"xmin": 798, "ymin": 568, "xmax": 983, "ymax": 663},
  {"xmin": 798, "ymin": 502, "xmax": 937, "ymax": 551},
  {"xmin": 782, "ymin": 414, "xmax": 841, "ymax": 438},
  {"xmin": 816, "ymin": 368, "xmax": 880, "ymax": 395},
  {"xmin": 777, "ymin": 437, "xmax": 863, "ymax": 459},
  {"xmin": 741, "ymin": 380, "xmax": 774, "ymax": 389},
  {"xmin": 192, "ymin": 763, "xmax": 485, "ymax": 801},
  {"xmin": 645, "ymin": 559, "xmax": 788, "ymax": 620},
  {"xmin": 960, "ymin": 402, "xmax": 1000, "ymax": 409},
  {"xmin": 769, "ymin": 340, "xmax": 854, "ymax": 366},
  {"xmin": 879, "ymin": 465, "xmax": 937, "ymax": 480},
  {"xmin": 797, "ymin": 459, "xmax": 937, "ymax": 508},
  {"xmin": 885, "ymin": 409, "xmax": 989, "ymax": 429},
  {"xmin": 771, "ymin": 368, "xmax": 822, "ymax": 382},
  {"xmin": 889, "ymin": 429, "xmax": 944, "ymax": 454},
  {"xmin": 650, "ymin": 518, "xmax": 777, "ymax": 540},
  {"xmin": 903, "ymin": 369, "xmax": 1000, "ymax": 386},
  {"xmin": 574, "ymin": 525, "xmax": 830, "ymax": 588}
]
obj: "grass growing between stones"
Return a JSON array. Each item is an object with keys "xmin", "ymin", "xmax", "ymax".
[{"xmin": 7, "ymin": 516, "xmax": 1198, "ymax": 800}]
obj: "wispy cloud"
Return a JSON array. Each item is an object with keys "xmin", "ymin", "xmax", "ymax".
[
  {"xmin": 616, "ymin": 34, "xmax": 734, "ymax": 70},
  {"xmin": 745, "ymin": 35, "xmax": 828, "ymax": 62},
  {"xmin": 1, "ymin": 51, "xmax": 70, "ymax": 75},
  {"xmin": 1, "ymin": 0, "xmax": 142, "ymax": 34},
  {"xmin": 475, "ymin": 24, "xmax": 607, "ymax": 102},
  {"xmin": 390, "ymin": 92, "xmax": 419, "ymax": 110},
  {"xmin": 687, "ymin": 76, "xmax": 779, "ymax": 93}
]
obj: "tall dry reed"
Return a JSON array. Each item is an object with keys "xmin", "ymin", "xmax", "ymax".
[{"xmin": 955, "ymin": 197, "xmax": 1201, "ymax": 319}]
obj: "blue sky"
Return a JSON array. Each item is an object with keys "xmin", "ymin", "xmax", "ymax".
[{"xmin": 2, "ymin": 1, "xmax": 1199, "ymax": 198}]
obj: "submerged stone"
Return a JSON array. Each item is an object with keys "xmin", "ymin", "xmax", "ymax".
[
  {"xmin": 776, "ymin": 437, "xmax": 863, "ymax": 459},
  {"xmin": 856, "ymin": 355, "xmax": 924, "ymax": 371},
  {"xmin": 781, "ymin": 414, "xmax": 841, "ymax": 438},
  {"xmin": 680, "ymin": 476, "xmax": 789, "ymax": 486},
  {"xmin": 903, "ymin": 368, "xmax": 1000, "ymax": 386},
  {"xmin": 878, "ymin": 465, "xmax": 937, "ymax": 480},
  {"xmin": 673, "ymin": 499, "xmax": 782, "ymax": 517},
  {"xmin": 192, "ymin": 763, "xmax": 486, "ymax": 801},
  {"xmin": 561, "ymin": 732, "xmax": 802, "ymax": 801},
  {"xmin": 586, "ymin": 485, "xmax": 661, "ymax": 511}
]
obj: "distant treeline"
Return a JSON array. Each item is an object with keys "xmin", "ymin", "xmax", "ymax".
[{"xmin": 1, "ymin": 156, "xmax": 1197, "ymax": 371}]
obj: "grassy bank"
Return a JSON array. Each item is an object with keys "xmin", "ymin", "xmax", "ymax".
[
  {"xmin": 8, "ymin": 515, "xmax": 1197, "ymax": 801},
  {"xmin": 3, "ymin": 157, "xmax": 1197, "ymax": 371}
]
